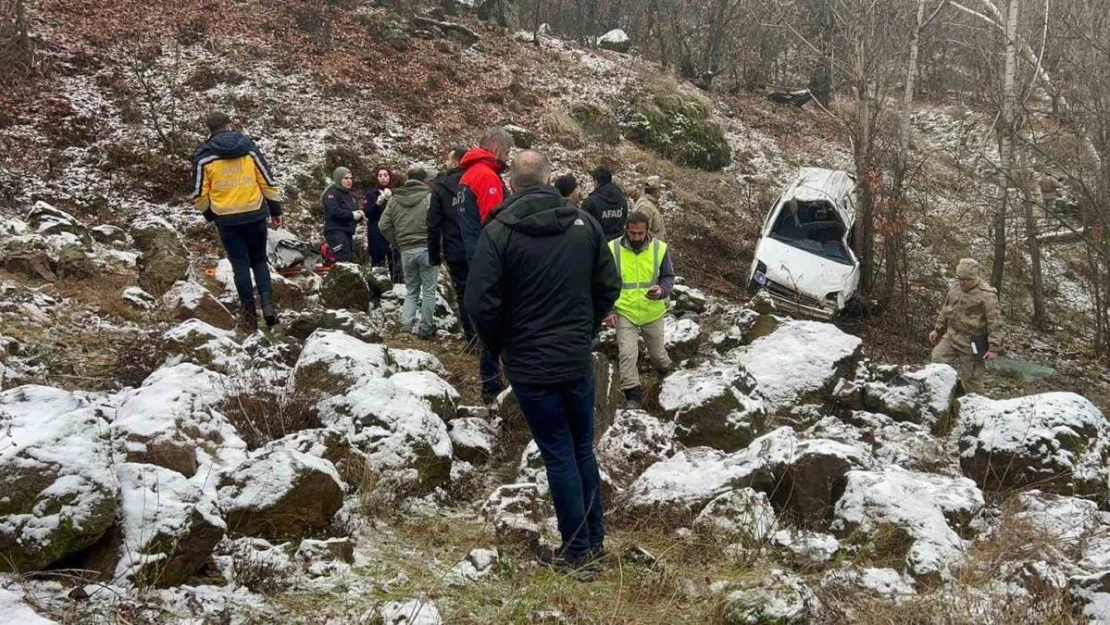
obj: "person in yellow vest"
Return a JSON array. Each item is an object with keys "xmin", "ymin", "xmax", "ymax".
[{"xmin": 603, "ymin": 212, "xmax": 675, "ymax": 409}]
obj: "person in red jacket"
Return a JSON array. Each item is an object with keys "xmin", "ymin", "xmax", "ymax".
[
  {"xmin": 455, "ymin": 126, "xmax": 514, "ymax": 403},
  {"xmin": 457, "ymin": 127, "xmax": 513, "ymax": 261}
]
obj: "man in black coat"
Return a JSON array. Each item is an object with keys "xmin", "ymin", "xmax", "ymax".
[
  {"xmin": 465, "ymin": 149, "xmax": 622, "ymax": 575},
  {"xmin": 427, "ymin": 146, "xmax": 473, "ymax": 341},
  {"xmin": 581, "ymin": 166, "xmax": 629, "ymax": 241}
]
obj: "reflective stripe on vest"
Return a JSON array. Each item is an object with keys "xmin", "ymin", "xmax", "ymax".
[{"xmin": 610, "ymin": 238, "xmax": 668, "ymax": 326}]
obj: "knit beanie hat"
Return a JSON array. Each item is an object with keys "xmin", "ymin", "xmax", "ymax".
[
  {"xmin": 332, "ymin": 167, "xmax": 351, "ymax": 187},
  {"xmin": 956, "ymin": 258, "xmax": 979, "ymax": 279}
]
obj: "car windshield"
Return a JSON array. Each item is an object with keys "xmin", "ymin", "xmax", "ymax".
[{"xmin": 768, "ymin": 199, "xmax": 852, "ymax": 264}]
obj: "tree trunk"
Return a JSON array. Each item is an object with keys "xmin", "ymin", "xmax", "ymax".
[
  {"xmin": 885, "ymin": 0, "xmax": 928, "ymax": 301},
  {"xmin": 991, "ymin": 0, "xmax": 1020, "ymax": 292},
  {"xmin": 1022, "ymin": 171, "xmax": 1046, "ymax": 328}
]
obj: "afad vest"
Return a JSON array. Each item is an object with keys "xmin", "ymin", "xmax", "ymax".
[{"xmin": 610, "ymin": 238, "xmax": 668, "ymax": 326}]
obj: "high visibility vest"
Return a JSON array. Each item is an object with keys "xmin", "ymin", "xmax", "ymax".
[{"xmin": 610, "ymin": 238, "xmax": 668, "ymax": 326}]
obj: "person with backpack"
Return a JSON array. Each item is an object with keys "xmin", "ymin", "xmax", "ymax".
[
  {"xmin": 380, "ymin": 168, "xmax": 437, "ymax": 339},
  {"xmin": 456, "ymin": 127, "xmax": 514, "ymax": 402},
  {"xmin": 322, "ymin": 167, "xmax": 364, "ymax": 263},
  {"xmin": 191, "ymin": 111, "xmax": 283, "ymax": 331},
  {"xmin": 427, "ymin": 145, "xmax": 474, "ymax": 342},
  {"xmin": 581, "ymin": 166, "xmax": 629, "ymax": 241},
  {"xmin": 465, "ymin": 149, "xmax": 621, "ymax": 576}
]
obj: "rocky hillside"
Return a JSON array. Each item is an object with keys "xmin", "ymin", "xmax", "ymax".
[{"xmin": 3, "ymin": 1, "xmax": 1110, "ymax": 624}]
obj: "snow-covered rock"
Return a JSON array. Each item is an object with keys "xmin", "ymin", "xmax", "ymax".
[
  {"xmin": 390, "ymin": 370, "xmax": 460, "ymax": 422},
  {"xmin": 448, "ymin": 417, "xmax": 497, "ymax": 464},
  {"xmin": 597, "ymin": 28, "xmax": 631, "ymax": 53},
  {"xmin": 1015, "ymin": 490, "xmax": 1102, "ymax": 549},
  {"xmin": 291, "ymin": 329, "xmax": 394, "ymax": 395},
  {"xmin": 713, "ymin": 569, "xmax": 823, "ymax": 624},
  {"xmin": 130, "ymin": 216, "xmax": 189, "ymax": 297},
  {"xmin": 267, "ymin": 428, "xmax": 365, "ymax": 485},
  {"xmin": 90, "ymin": 463, "xmax": 226, "ymax": 587},
  {"xmin": 0, "ymin": 586, "xmax": 58, "ymax": 625},
  {"xmin": 111, "ymin": 363, "xmax": 239, "ymax": 477},
  {"xmin": 694, "ymin": 488, "xmax": 778, "ymax": 545},
  {"xmin": 832, "ymin": 467, "xmax": 985, "ymax": 580},
  {"xmin": 320, "ymin": 262, "xmax": 374, "ymax": 312},
  {"xmin": 322, "ymin": 378, "xmax": 453, "ymax": 494},
  {"xmin": 295, "ymin": 537, "xmax": 355, "ymax": 576},
  {"xmin": 218, "ymin": 449, "xmax": 344, "ymax": 539},
  {"xmin": 958, "ymin": 392, "xmax": 1110, "ymax": 496},
  {"xmin": 91, "ymin": 224, "xmax": 128, "ymax": 246},
  {"xmin": 670, "ymin": 283, "xmax": 707, "ymax": 314},
  {"xmin": 822, "ymin": 567, "xmax": 916, "ymax": 603},
  {"xmin": 482, "ymin": 483, "xmax": 545, "ymax": 546},
  {"xmin": 162, "ymin": 280, "xmax": 235, "ymax": 330},
  {"xmin": 753, "ymin": 428, "xmax": 877, "ymax": 520},
  {"xmin": 286, "ymin": 308, "xmax": 383, "ymax": 343},
  {"xmin": 855, "ymin": 363, "xmax": 959, "ymax": 432},
  {"xmin": 733, "ymin": 320, "xmax": 861, "ymax": 414},
  {"xmin": 380, "ymin": 599, "xmax": 443, "ymax": 625},
  {"xmin": 625, "ymin": 447, "xmax": 759, "ymax": 516},
  {"xmin": 27, "ymin": 201, "xmax": 91, "ymax": 246},
  {"xmin": 771, "ymin": 529, "xmax": 840, "ymax": 568},
  {"xmin": 596, "ymin": 409, "xmax": 675, "ymax": 488},
  {"xmin": 664, "ymin": 316, "xmax": 702, "ymax": 361},
  {"xmin": 658, "ymin": 361, "xmax": 765, "ymax": 451},
  {"xmin": 446, "ymin": 548, "xmax": 500, "ymax": 586},
  {"xmin": 162, "ymin": 319, "xmax": 247, "ymax": 374},
  {"xmin": 0, "ymin": 386, "xmax": 117, "ymax": 572},
  {"xmin": 121, "ymin": 286, "xmax": 158, "ymax": 310},
  {"xmin": 807, "ymin": 413, "xmax": 951, "ymax": 474},
  {"xmin": 0, "ymin": 234, "xmax": 56, "ymax": 281}
]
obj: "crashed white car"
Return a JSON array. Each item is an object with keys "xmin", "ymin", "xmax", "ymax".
[{"xmin": 748, "ymin": 168, "xmax": 860, "ymax": 320}]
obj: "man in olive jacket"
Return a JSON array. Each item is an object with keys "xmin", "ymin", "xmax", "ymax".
[
  {"xmin": 381, "ymin": 168, "xmax": 437, "ymax": 339},
  {"xmin": 465, "ymin": 150, "xmax": 622, "ymax": 575},
  {"xmin": 929, "ymin": 258, "xmax": 1004, "ymax": 394}
]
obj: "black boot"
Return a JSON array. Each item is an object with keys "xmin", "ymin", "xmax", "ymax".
[{"xmin": 624, "ymin": 386, "xmax": 643, "ymax": 410}]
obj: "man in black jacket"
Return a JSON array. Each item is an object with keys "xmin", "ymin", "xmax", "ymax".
[
  {"xmin": 427, "ymin": 146, "xmax": 473, "ymax": 341},
  {"xmin": 466, "ymin": 150, "xmax": 622, "ymax": 575},
  {"xmin": 581, "ymin": 166, "xmax": 629, "ymax": 241}
]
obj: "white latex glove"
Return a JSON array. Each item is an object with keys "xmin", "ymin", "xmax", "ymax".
[
  {"xmin": 353, "ymin": 211, "xmax": 365, "ymax": 222},
  {"xmin": 377, "ymin": 189, "xmax": 392, "ymax": 205}
]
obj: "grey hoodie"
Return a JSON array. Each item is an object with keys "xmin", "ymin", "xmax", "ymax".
[{"xmin": 379, "ymin": 180, "xmax": 433, "ymax": 251}]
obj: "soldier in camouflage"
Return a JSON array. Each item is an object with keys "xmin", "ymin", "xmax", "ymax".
[{"xmin": 929, "ymin": 258, "xmax": 1003, "ymax": 394}]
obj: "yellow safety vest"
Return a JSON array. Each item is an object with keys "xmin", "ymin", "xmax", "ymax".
[{"xmin": 610, "ymin": 238, "xmax": 668, "ymax": 326}]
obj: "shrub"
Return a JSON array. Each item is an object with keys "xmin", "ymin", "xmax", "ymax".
[
  {"xmin": 622, "ymin": 79, "xmax": 731, "ymax": 171},
  {"xmin": 112, "ymin": 334, "xmax": 168, "ymax": 388},
  {"xmin": 219, "ymin": 373, "xmax": 322, "ymax": 450},
  {"xmin": 571, "ymin": 102, "xmax": 621, "ymax": 145}
]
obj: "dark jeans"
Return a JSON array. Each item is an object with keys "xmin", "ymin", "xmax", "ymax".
[
  {"xmin": 217, "ymin": 219, "xmax": 272, "ymax": 314},
  {"xmin": 325, "ymin": 230, "xmax": 354, "ymax": 263},
  {"xmin": 445, "ymin": 257, "xmax": 474, "ymax": 340},
  {"xmin": 513, "ymin": 375, "xmax": 604, "ymax": 558}
]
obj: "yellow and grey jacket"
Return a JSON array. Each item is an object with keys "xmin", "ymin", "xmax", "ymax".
[
  {"xmin": 192, "ymin": 131, "xmax": 282, "ymax": 226},
  {"xmin": 934, "ymin": 279, "xmax": 1004, "ymax": 353},
  {"xmin": 610, "ymin": 235, "xmax": 675, "ymax": 326}
]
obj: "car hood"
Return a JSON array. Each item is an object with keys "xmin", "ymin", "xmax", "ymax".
[{"xmin": 757, "ymin": 237, "xmax": 857, "ymax": 300}]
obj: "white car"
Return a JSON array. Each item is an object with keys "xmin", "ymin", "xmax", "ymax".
[{"xmin": 747, "ymin": 168, "xmax": 860, "ymax": 320}]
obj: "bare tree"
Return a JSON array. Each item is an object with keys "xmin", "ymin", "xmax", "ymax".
[{"xmin": 989, "ymin": 0, "xmax": 1020, "ymax": 291}]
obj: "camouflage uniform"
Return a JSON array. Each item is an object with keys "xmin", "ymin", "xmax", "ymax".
[
  {"xmin": 931, "ymin": 277, "xmax": 1003, "ymax": 394},
  {"xmin": 632, "ymin": 193, "xmax": 666, "ymax": 241}
]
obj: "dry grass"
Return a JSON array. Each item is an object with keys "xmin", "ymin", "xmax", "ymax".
[
  {"xmin": 217, "ymin": 370, "xmax": 323, "ymax": 450},
  {"xmin": 539, "ymin": 105, "xmax": 586, "ymax": 149}
]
